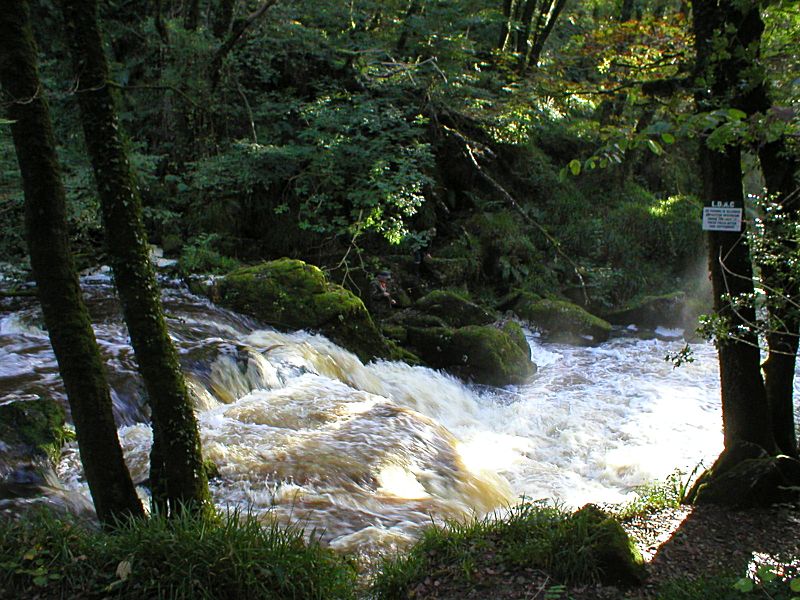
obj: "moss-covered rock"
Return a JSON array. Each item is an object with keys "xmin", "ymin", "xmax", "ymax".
[
  {"xmin": 406, "ymin": 323, "xmax": 536, "ymax": 386},
  {"xmin": 215, "ymin": 259, "xmax": 392, "ymax": 362},
  {"xmin": 414, "ymin": 290, "xmax": 495, "ymax": 328},
  {"xmin": 0, "ymin": 398, "xmax": 67, "ymax": 497},
  {"xmin": 572, "ymin": 504, "xmax": 647, "ymax": 587},
  {"xmin": 0, "ymin": 398, "xmax": 66, "ymax": 465},
  {"xmin": 604, "ymin": 292, "xmax": 688, "ymax": 328},
  {"xmin": 684, "ymin": 441, "xmax": 800, "ymax": 508},
  {"xmin": 514, "ymin": 294, "xmax": 611, "ymax": 344}
]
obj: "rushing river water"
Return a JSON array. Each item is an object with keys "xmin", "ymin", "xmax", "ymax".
[{"xmin": 0, "ymin": 275, "xmax": 765, "ymax": 552}]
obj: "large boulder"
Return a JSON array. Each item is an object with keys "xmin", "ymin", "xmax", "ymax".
[
  {"xmin": 604, "ymin": 292, "xmax": 689, "ymax": 328},
  {"xmin": 572, "ymin": 504, "xmax": 647, "ymax": 587},
  {"xmin": 214, "ymin": 259, "xmax": 393, "ymax": 362},
  {"xmin": 406, "ymin": 321, "xmax": 536, "ymax": 386},
  {"xmin": 414, "ymin": 290, "xmax": 495, "ymax": 328},
  {"xmin": 514, "ymin": 294, "xmax": 611, "ymax": 345}
]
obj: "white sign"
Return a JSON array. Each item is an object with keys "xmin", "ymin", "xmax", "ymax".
[{"xmin": 702, "ymin": 206, "xmax": 742, "ymax": 232}]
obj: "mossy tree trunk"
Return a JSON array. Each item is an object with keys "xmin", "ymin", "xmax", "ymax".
[
  {"xmin": 60, "ymin": 0, "xmax": 210, "ymax": 515},
  {"xmin": 0, "ymin": 0, "xmax": 144, "ymax": 525},
  {"xmin": 693, "ymin": 0, "xmax": 776, "ymax": 452}
]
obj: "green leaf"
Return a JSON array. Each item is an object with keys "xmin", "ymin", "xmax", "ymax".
[
  {"xmin": 727, "ymin": 108, "xmax": 747, "ymax": 120},
  {"xmin": 661, "ymin": 132, "xmax": 676, "ymax": 144},
  {"xmin": 32, "ymin": 575, "xmax": 48, "ymax": 587},
  {"xmin": 646, "ymin": 139, "xmax": 663, "ymax": 155},
  {"xmin": 791, "ymin": 578, "xmax": 800, "ymax": 592},
  {"xmin": 756, "ymin": 565, "xmax": 777, "ymax": 582},
  {"xmin": 568, "ymin": 159, "xmax": 581, "ymax": 176},
  {"xmin": 733, "ymin": 577, "xmax": 754, "ymax": 593}
]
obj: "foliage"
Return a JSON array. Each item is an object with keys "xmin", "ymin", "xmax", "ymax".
[
  {"xmin": 0, "ymin": 508, "xmax": 357, "ymax": 600},
  {"xmin": 658, "ymin": 568, "xmax": 800, "ymax": 600},
  {"xmin": 616, "ymin": 468, "xmax": 699, "ymax": 519},
  {"xmin": 179, "ymin": 233, "xmax": 241, "ymax": 275},
  {"xmin": 371, "ymin": 500, "xmax": 643, "ymax": 599}
]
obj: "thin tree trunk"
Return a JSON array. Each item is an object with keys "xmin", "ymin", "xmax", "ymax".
[
  {"xmin": 184, "ymin": 0, "xmax": 200, "ymax": 30},
  {"xmin": 396, "ymin": 0, "xmax": 422, "ymax": 56},
  {"xmin": 154, "ymin": 0, "xmax": 169, "ymax": 44},
  {"xmin": 0, "ymin": 0, "xmax": 144, "ymax": 525},
  {"xmin": 498, "ymin": 0, "xmax": 515, "ymax": 50},
  {"xmin": 60, "ymin": 0, "xmax": 209, "ymax": 515},
  {"xmin": 515, "ymin": 0, "xmax": 537, "ymax": 56},
  {"xmin": 759, "ymin": 138, "xmax": 800, "ymax": 457},
  {"xmin": 526, "ymin": 0, "xmax": 566, "ymax": 70},
  {"xmin": 212, "ymin": 0, "xmax": 235, "ymax": 38},
  {"xmin": 620, "ymin": 0, "xmax": 634, "ymax": 21}
]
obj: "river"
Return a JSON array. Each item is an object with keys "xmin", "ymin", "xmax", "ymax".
[{"xmin": 0, "ymin": 275, "xmax": 766, "ymax": 553}]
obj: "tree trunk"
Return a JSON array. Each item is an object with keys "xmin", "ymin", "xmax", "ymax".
[
  {"xmin": 620, "ymin": 0, "xmax": 634, "ymax": 21},
  {"xmin": 212, "ymin": 0, "xmax": 235, "ymax": 38},
  {"xmin": 515, "ymin": 0, "xmax": 538, "ymax": 56},
  {"xmin": 60, "ymin": 0, "xmax": 209, "ymax": 516},
  {"xmin": 184, "ymin": 0, "xmax": 200, "ymax": 30},
  {"xmin": 759, "ymin": 138, "xmax": 800, "ymax": 457},
  {"xmin": 396, "ymin": 0, "xmax": 422, "ymax": 56},
  {"xmin": 526, "ymin": 0, "xmax": 566, "ymax": 70},
  {"xmin": 693, "ymin": 0, "xmax": 776, "ymax": 451},
  {"xmin": 498, "ymin": 0, "xmax": 515, "ymax": 50},
  {"xmin": 0, "ymin": 0, "xmax": 144, "ymax": 525}
]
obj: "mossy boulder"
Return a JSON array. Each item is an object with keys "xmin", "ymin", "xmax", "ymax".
[
  {"xmin": 514, "ymin": 294, "xmax": 611, "ymax": 344},
  {"xmin": 0, "ymin": 398, "xmax": 67, "ymax": 497},
  {"xmin": 0, "ymin": 398, "xmax": 66, "ymax": 465},
  {"xmin": 414, "ymin": 290, "xmax": 495, "ymax": 328},
  {"xmin": 604, "ymin": 292, "xmax": 688, "ymax": 328},
  {"xmin": 684, "ymin": 441, "xmax": 800, "ymax": 508},
  {"xmin": 215, "ymin": 259, "xmax": 392, "ymax": 362},
  {"xmin": 406, "ymin": 323, "xmax": 535, "ymax": 386},
  {"xmin": 572, "ymin": 504, "xmax": 646, "ymax": 587}
]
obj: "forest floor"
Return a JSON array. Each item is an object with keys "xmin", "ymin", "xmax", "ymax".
[{"xmin": 399, "ymin": 504, "xmax": 800, "ymax": 599}]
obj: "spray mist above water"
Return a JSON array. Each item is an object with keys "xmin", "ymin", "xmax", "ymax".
[{"xmin": 0, "ymin": 278, "xmax": 756, "ymax": 552}]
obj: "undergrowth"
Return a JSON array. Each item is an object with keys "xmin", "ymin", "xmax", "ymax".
[
  {"xmin": 370, "ymin": 501, "xmax": 637, "ymax": 599},
  {"xmin": 0, "ymin": 508, "xmax": 356, "ymax": 600}
]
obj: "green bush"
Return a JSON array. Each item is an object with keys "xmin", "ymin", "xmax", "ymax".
[{"xmin": 0, "ymin": 509, "xmax": 357, "ymax": 600}]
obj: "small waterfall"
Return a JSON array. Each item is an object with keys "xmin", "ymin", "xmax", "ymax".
[{"xmin": 4, "ymin": 277, "xmax": 798, "ymax": 552}]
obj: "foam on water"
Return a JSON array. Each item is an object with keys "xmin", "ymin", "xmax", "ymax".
[{"xmin": 6, "ymin": 280, "xmax": 790, "ymax": 552}]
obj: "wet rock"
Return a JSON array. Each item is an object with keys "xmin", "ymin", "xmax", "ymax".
[
  {"xmin": 572, "ymin": 504, "xmax": 647, "ymax": 587},
  {"xmin": 414, "ymin": 290, "xmax": 495, "ymax": 328},
  {"xmin": 513, "ymin": 294, "xmax": 611, "ymax": 345},
  {"xmin": 604, "ymin": 292, "xmax": 691, "ymax": 328},
  {"xmin": 406, "ymin": 323, "xmax": 536, "ymax": 386},
  {"xmin": 214, "ymin": 259, "xmax": 394, "ymax": 363},
  {"xmin": 0, "ymin": 398, "xmax": 66, "ymax": 498}
]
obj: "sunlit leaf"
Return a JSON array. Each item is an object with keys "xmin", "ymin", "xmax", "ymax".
[
  {"xmin": 568, "ymin": 159, "xmax": 581, "ymax": 176},
  {"xmin": 661, "ymin": 132, "xmax": 676, "ymax": 144},
  {"xmin": 646, "ymin": 139, "xmax": 663, "ymax": 155}
]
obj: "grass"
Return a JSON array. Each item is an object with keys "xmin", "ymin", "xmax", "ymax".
[
  {"xmin": 370, "ymin": 500, "xmax": 643, "ymax": 599},
  {"xmin": 616, "ymin": 468, "xmax": 699, "ymax": 520},
  {"xmin": 657, "ymin": 569, "xmax": 800, "ymax": 600},
  {"xmin": 0, "ymin": 508, "xmax": 357, "ymax": 600}
]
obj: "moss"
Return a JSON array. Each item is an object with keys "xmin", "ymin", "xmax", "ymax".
[
  {"xmin": 571, "ymin": 504, "xmax": 646, "ymax": 586},
  {"xmin": 514, "ymin": 293, "xmax": 611, "ymax": 344},
  {"xmin": 414, "ymin": 290, "xmax": 495, "ymax": 328},
  {"xmin": 217, "ymin": 258, "xmax": 392, "ymax": 362},
  {"xmin": 0, "ymin": 398, "xmax": 66, "ymax": 464},
  {"xmin": 604, "ymin": 291, "xmax": 688, "ymax": 328},
  {"xmin": 407, "ymin": 324, "xmax": 535, "ymax": 386},
  {"xmin": 684, "ymin": 441, "xmax": 800, "ymax": 507}
]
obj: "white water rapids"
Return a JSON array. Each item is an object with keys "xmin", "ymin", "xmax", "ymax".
[{"xmin": 0, "ymin": 276, "xmax": 776, "ymax": 552}]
